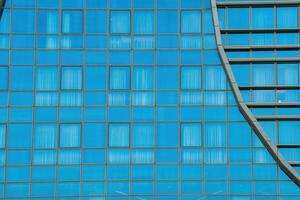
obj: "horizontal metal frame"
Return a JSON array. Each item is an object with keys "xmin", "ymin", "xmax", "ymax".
[
  {"xmin": 211, "ymin": 0, "xmax": 300, "ymax": 187},
  {"xmin": 216, "ymin": 0, "xmax": 300, "ymax": 7},
  {"xmin": 229, "ymin": 58, "xmax": 300, "ymax": 64},
  {"xmin": 257, "ymin": 115, "xmax": 300, "ymax": 121},
  {"xmin": 246, "ymin": 102, "xmax": 300, "ymax": 108},
  {"xmin": 277, "ymin": 144, "xmax": 300, "ymax": 148},
  {"xmin": 224, "ymin": 45, "xmax": 300, "ymax": 51},
  {"xmin": 221, "ymin": 28, "xmax": 300, "ymax": 34},
  {"xmin": 290, "ymin": 162, "xmax": 300, "ymax": 166},
  {"xmin": 239, "ymin": 85, "xmax": 300, "ymax": 90}
]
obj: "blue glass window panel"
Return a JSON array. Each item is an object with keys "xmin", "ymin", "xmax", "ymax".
[
  {"xmin": 254, "ymin": 148, "xmax": 275, "ymax": 163},
  {"xmin": 32, "ymin": 166, "xmax": 56, "ymax": 181},
  {"xmin": 228, "ymin": 122, "xmax": 251, "ymax": 147},
  {"xmin": 157, "ymin": 11, "xmax": 178, "ymax": 33},
  {"xmin": 134, "ymin": 0, "xmax": 154, "ymax": 8},
  {"xmin": 254, "ymin": 165, "xmax": 277, "ymax": 180},
  {"xmin": 34, "ymin": 124, "xmax": 57, "ymax": 148},
  {"xmin": 60, "ymin": 92, "xmax": 82, "ymax": 106},
  {"xmin": 109, "ymin": 107, "xmax": 130, "ymax": 121},
  {"xmin": 157, "ymin": 92, "xmax": 178, "ymax": 105},
  {"xmin": 31, "ymin": 183, "xmax": 55, "ymax": 197},
  {"xmin": 227, "ymin": 34, "xmax": 250, "ymax": 46},
  {"xmin": 204, "ymin": 35, "xmax": 216, "ymax": 49},
  {"xmin": 204, "ymin": 149, "xmax": 227, "ymax": 163},
  {"xmin": 86, "ymin": 0, "xmax": 107, "ymax": 8},
  {"xmin": 157, "ymin": 123, "xmax": 178, "ymax": 147},
  {"xmin": 12, "ymin": 10, "xmax": 35, "ymax": 33},
  {"xmin": 255, "ymin": 181, "xmax": 277, "ymax": 194},
  {"xmin": 277, "ymin": 90, "xmax": 300, "ymax": 102},
  {"xmin": 0, "ymin": 108, "xmax": 7, "ymax": 122},
  {"xmin": 36, "ymin": 51, "xmax": 59, "ymax": 65},
  {"xmin": 86, "ymin": 36, "xmax": 107, "ymax": 48},
  {"xmin": 157, "ymin": 149, "xmax": 178, "ymax": 163},
  {"xmin": 108, "ymin": 165, "xmax": 130, "ymax": 180},
  {"xmin": 278, "ymin": 121, "xmax": 300, "ymax": 144},
  {"xmin": 5, "ymin": 184, "xmax": 30, "ymax": 198},
  {"xmin": 229, "ymin": 148, "xmax": 252, "ymax": 163},
  {"xmin": 0, "ymin": 93, "xmax": 8, "ymax": 106},
  {"xmin": 230, "ymin": 165, "xmax": 252, "ymax": 180},
  {"xmin": 110, "ymin": 11, "xmax": 130, "ymax": 34},
  {"xmin": 132, "ymin": 107, "xmax": 154, "ymax": 121},
  {"xmin": 134, "ymin": 36, "xmax": 155, "ymax": 49},
  {"xmin": 61, "ymin": 67, "xmax": 82, "ymax": 90},
  {"xmin": 133, "ymin": 67, "xmax": 154, "ymax": 90},
  {"xmin": 60, "ymin": 124, "xmax": 81, "ymax": 148},
  {"xmin": 181, "ymin": 107, "xmax": 202, "ymax": 121},
  {"xmin": 61, "ymin": 36, "xmax": 83, "ymax": 49},
  {"xmin": 7, "ymin": 150, "xmax": 31, "ymax": 165},
  {"xmin": 132, "ymin": 182, "xmax": 154, "ymax": 195},
  {"xmin": 11, "ymin": 50, "xmax": 34, "ymax": 65},
  {"xmin": 133, "ymin": 51, "xmax": 154, "ymax": 65},
  {"xmin": 132, "ymin": 165, "xmax": 154, "ymax": 180},
  {"xmin": 132, "ymin": 124, "xmax": 154, "ymax": 147},
  {"xmin": 132, "ymin": 92, "xmax": 154, "ymax": 106},
  {"xmin": 108, "ymin": 92, "xmax": 130, "ymax": 106},
  {"xmin": 86, "ymin": 50, "xmax": 106, "ymax": 65},
  {"xmin": 86, "ymin": 10, "xmax": 107, "ymax": 33},
  {"xmin": 181, "ymin": 149, "xmax": 202, "ymax": 164},
  {"xmin": 277, "ymin": 50, "xmax": 299, "ymax": 58},
  {"xmin": 0, "ymin": 10, "xmax": 10, "ymax": 33},
  {"xmin": 61, "ymin": 50, "xmax": 83, "ymax": 65},
  {"xmin": 62, "ymin": 0, "xmax": 83, "ymax": 8},
  {"xmin": 157, "ymin": 107, "xmax": 178, "ymax": 121},
  {"xmin": 83, "ymin": 124, "xmax": 106, "ymax": 148},
  {"xmin": 35, "ymin": 108, "xmax": 58, "ymax": 123},
  {"xmin": 181, "ymin": 67, "xmax": 201, "ymax": 89},
  {"xmin": 13, "ymin": 0, "xmax": 34, "ymax": 7},
  {"xmin": 232, "ymin": 64, "xmax": 250, "ymax": 86},
  {"xmin": 110, "ymin": 0, "xmax": 130, "ymax": 8},
  {"xmin": 58, "ymin": 150, "xmax": 81, "ymax": 164},
  {"xmin": 82, "ymin": 182, "xmax": 105, "ymax": 196},
  {"xmin": 280, "ymin": 181, "xmax": 300, "ymax": 195},
  {"xmin": 204, "ymin": 10, "xmax": 214, "ymax": 33},
  {"xmin": 204, "ymin": 91, "xmax": 226, "ymax": 105},
  {"xmin": 181, "ymin": 36, "xmax": 202, "ymax": 49},
  {"xmin": 134, "ymin": 11, "xmax": 154, "ymax": 34},
  {"xmin": 84, "ymin": 107, "xmax": 106, "ymax": 122},
  {"xmin": 60, "ymin": 107, "xmax": 82, "ymax": 122},
  {"xmin": 57, "ymin": 182, "xmax": 80, "ymax": 197},
  {"xmin": 252, "ymin": 90, "xmax": 275, "ymax": 102},
  {"xmin": 33, "ymin": 150, "xmax": 56, "ymax": 165},
  {"xmin": 181, "ymin": 181, "xmax": 203, "ymax": 195},
  {"xmin": 35, "ymin": 92, "xmax": 58, "ymax": 106},
  {"xmin": 181, "ymin": 123, "xmax": 201, "ymax": 147},
  {"xmin": 12, "ymin": 35, "xmax": 33, "ymax": 48},
  {"xmin": 110, "ymin": 36, "xmax": 131, "ymax": 49},
  {"xmin": 0, "ymin": 51, "xmax": 9, "ymax": 65},
  {"xmin": 110, "ymin": 51, "xmax": 130, "ymax": 65},
  {"xmin": 181, "ymin": 0, "xmax": 202, "ymax": 8},
  {"xmin": 0, "ymin": 35, "xmax": 10, "ymax": 48},
  {"xmin": 204, "ymin": 50, "xmax": 221, "ymax": 64},
  {"xmin": 252, "ymin": 64, "xmax": 274, "ymax": 86},
  {"xmin": 9, "ymin": 108, "xmax": 32, "ymax": 122},
  {"xmin": 204, "ymin": 67, "xmax": 226, "ymax": 89},
  {"xmin": 84, "ymin": 92, "xmax": 106, "ymax": 106},
  {"xmin": 157, "ymin": 36, "xmax": 178, "ymax": 48},
  {"xmin": 107, "ymin": 182, "xmax": 129, "ymax": 196},
  {"xmin": 84, "ymin": 67, "xmax": 106, "ymax": 90},
  {"xmin": 277, "ymin": 64, "xmax": 298, "ymax": 85},
  {"xmin": 180, "ymin": 92, "xmax": 202, "ymax": 105},
  {"xmin": 38, "ymin": 10, "xmax": 59, "ymax": 33},
  {"xmin": 36, "ymin": 67, "xmax": 58, "ymax": 91},
  {"xmin": 157, "ymin": 165, "xmax": 178, "ymax": 180},
  {"xmin": 37, "ymin": 35, "xmax": 59, "ymax": 49},
  {"xmin": 181, "ymin": 165, "xmax": 202, "ymax": 180},
  {"xmin": 58, "ymin": 166, "xmax": 80, "ymax": 181},
  {"xmin": 230, "ymin": 181, "xmax": 252, "ymax": 195},
  {"xmin": 62, "ymin": 11, "xmax": 83, "ymax": 33},
  {"xmin": 181, "ymin": 50, "xmax": 202, "ymax": 65},
  {"xmin": 109, "ymin": 124, "xmax": 129, "ymax": 147},
  {"xmin": 132, "ymin": 149, "xmax": 154, "ymax": 164},
  {"xmin": 0, "ymin": 67, "xmax": 8, "ymax": 90},
  {"xmin": 252, "ymin": 33, "xmax": 274, "ymax": 45},
  {"xmin": 204, "ymin": 123, "xmax": 226, "ymax": 147},
  {"xmin": 277, "ymin": 7, "xmax": 298, "ymax": 28},
  {"xmin": 218, "ymin": 8, "xmax": 226, "ymax": 29},
  {"xmin": 205, "ymin": 106, "xmax": 226, "ymax": 121},
  {"xmin": 82, "ymin": 149, "xmax": 105, "ymax": 164},
  {"xmin": 228, "ymin": 107, "xmax": 244, "ymax": 121},
  {"xmin": 8, "ymin": 124, "xmax": 32, "ymax": 148},
  {"xmin": 83, "ymin": 165, "xmax": 105, "ymax": 180},
  {"xmin": 181, "ymin": 11, "xmax": 201, "ymax": 33},
  {"xmin": 38, "ymin": 0, "xmax": 60, "ymax": 8},
  {"xmin": 0, "ymin": 125, "xmax": 5, "ymax": 148},
  {"xmin": 276, "ymin": 33, "xmax": 299, "ymax": 45},
  {"xmin": 205, "ymin": 164, "xmax": 227, "ymax": 179},
  {"xmin": 108, "ymin": 149, "xmax": 129, "ymax": 164},
  {"xmin": 157, "ymin": 182, "xmax": 178, "ymax": 195},
  {"xmin": 156, "ymin": 67, "xmax": 178, "ymax": 90},
  {"xmin": 157, "ymin": 0, "xmax": 178, "ymax": 8},
  {"xmin": 110, "ymin": 67, "xmax": 130, "ymax": 90},
  {"xmin": 252, "ymin": 7, "xmax": 274, "ymax": 29},
  {"xmin": 157, "ymin": 50, "xmax": 178, "ymax": 65},
  {"xmin": 228, "ymin": 8, "xmax": 249, "ymax": 29}
]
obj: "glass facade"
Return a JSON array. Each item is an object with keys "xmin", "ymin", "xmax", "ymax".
[{"xmin": 0, "ymin": 0, "xmax": 299, "ymax": 199}]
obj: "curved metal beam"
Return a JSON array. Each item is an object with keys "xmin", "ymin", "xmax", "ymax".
[
  {"xmin": 0, "ymin": 0, "xmax": 5, "ymax": 20},
  {"xmin": 211, "ymin": 0, "xmax": 300, "ymax": 187}
]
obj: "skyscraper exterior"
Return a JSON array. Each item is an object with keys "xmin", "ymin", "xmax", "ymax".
[{"xmin": 0, "ymin": 0, "xmax": 299, "ymax": 199}]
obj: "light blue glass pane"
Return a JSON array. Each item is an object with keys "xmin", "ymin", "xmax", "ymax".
[
  {"xmin": 0, "ymin": 125, "xmax": 5, "ymax": 148},
  {"xmin": 110, "ymin": 67, "xmax": 130, "ymax": 90},
  {"xmin": 230, "ymin": 165, "xmax": 252, "ymax": 180},
  {"xmin": 11, "ymin": 50, "xmax": 34, "ymax": 65},
  {"xmin": 157, "ymin": 0, "xmax": 178, "ymax": 8},
  {"xmin": 132, "ymin": 149, "xmax": 154, "ymax": 164},
  {"xmin": 84, "ymin": 107, "xmax": 106, "ymax": 122},
  {"xmin": 0, "ymin": 35, "xmax": 10, "ymax": 48},
  {"xmin": 157, "ymin": 149, "xmax": 178, "ymax": 163},
  {"xmin": 57, "ymin": 182, "xmax": 80, "ymax": 196},
  {"xmin": 32, "ymin": 166, "xmax": 56, "ymax": 181},
  {"xmin": 157, "ymin": 165, "xmax": 178, "ymax": 180},
  {"xmin": 132, "ymin": 124, "xmax": 154, "ymax": 147},
  {"xmin": 252, "ymin": 64, "xmax": 274, "ymax": 86},
  {"xmin": 204, "ymin": 10, "xmax": 214, "ymax": 33},
  {"xmin": 0, "ymin": 10, "xmax": 10, "ymax": 33},
  {"xmin": 11, "ymin": 93, "xmax": 33, "ymax": 106},
  {"xmin": 7, "ymin": 150, "xmax": 31, "ymax": 165},
  {"xmin": 83, "ymin": 165, "xmax": 105, "ymax": 180},
  {"xmin": 60, "ymin": 124, "xmax": 81, "ymax": 148},
  {"xmin": 232, "ymin": 64, "xmax": 250, "ymax": 86},
  {"xmin": 204, "ymin": 67, "xmax": 226, "ymax": 89},
  {"xmin": 276, "ymin": 33, "xmax": 299, "ymax": 45},
  {"xmin": 157, "ymin": 11, "xmax": 178, "ymax": 33},
  {"xmin": 180, "ymin": 92, "xmax": 202, "ymax": 105},
  {"xmin": 134, "ymin": 0, "xmax": 154, "ymax": 8},
  {"xmin": 254, "ymin": 164, "xmax": 277, "ymax": 180},
  {"xmin": 132, "ymin": 165, "xmax": 154, "ymax": 180},
  {"xmin": 12, "ymin": 35, "xmax": 33, "ymax": 48},
  {"xmin": 228, "ymin": 8, "xmax": 249, "ymax": 29},
  {"xmin": 110, "ymin": 36, "xmax": 130, "ymax": 49},
  {"xmin": 8, "ymin": 124, "xmax": 32, "ymax": 148},
  {"xmin": 108, "ymin": 165, "xmax": 129, "ymax": 180},
  {"xmin": 157, "ymin": 182, "xmax": 178, "ymax": 195},
  {"xmin": 58, "ymin": 150, "xmax": 81, "ymax": 164},
  {"xmin": 157, "ymin": 107, "xmax": 178, "ymax": 121},
  {"xmin": 110, "ymin": 11, "xmax": 130, "ymax": 34},
  {"xmin": 205, "ymin": 106, "xmax": 226, "ymax": 121},
  {"xmin": 109, "ymin": 124, "xmax": 129, "ymax": 147},
  {"xmin": 181, "ymin": 123, "xmax": 201, "ymax": 147},
  {"xmin": 204, "ymin": 91, "xmax": 226, "ymax": 105},
  {"xmin": 84, "ymin": 67, "xmax": 106, "ymax": 90},
  {"xmin": 5, "ymin": 184, "xmax": 30, "ymax": 198},
  {"xmin": 35, "ymin": 92, "xmax": 58, "ymax": 106},
  {"xmin": 133, "ymin": 67, "xmax": 154, "ymax": 90},
  {"xmin": 180, "ymin": 106, "xmax": 202, "ymax": 121},
  {"xmin": 108, "ymin": 149, "xmax": 130, "ymax": 163},
  {"xmin": 181, "ymin": 11, "xmax": 201, "ymax": 33},
  {"xmin": 157, "ymin": 50, "xmax": 178, "ymax": 65},
  {"xmin": 61, "ymin": 67, "xmax": 82, "ymax": 90},
  {"xmin": 86, "ymin": 36, "xmax": 107, "ymax": 48},
  {"xmin": 58, "ymin": 166, "xmax": 80, "ymax": 180},
  {"xmin": 132, "ymin": 92, "xmax": 154, "ymax": 106},
  {"xmin": 33, "ymin": 150, "xmax": 56, "ymax": 165},
  {"xmin": 180, "ymin": 50, "xmax": 202, "ymax": 65},
  {"xmin": 252, "ymin": 7, "xmax": 274, "ymax": 29},
  {"xmin": 229, "ymin": 148, "xmax": 252, "ymax": 162},
  {"xmin": 60, "ymin": 107, "xmax": 82, "ymax": 122},
  {"xmin": 86, "ymin": 10, "xmax": 107, "ymax": 33},
  {"xmin": 277, "ymin": 64, "xmax": 298, "ymax": 85},
  {"xmin": 132, "ymin": 182, "xmax": 154, "ymax": 194},
  {"xmin": 204, "ymin": 123, "xmax": 226, "ymax": 147},
  {"xmin": 34, "ymin": 124, "xmax": 57, "ymax": 148},
  {"xmin": 37, "ymin": 35, "xmax": 59, "ymax": 49},
  {"xmin": 61, "ymin": 36, "xmax": 83, "ymax": 49},
  {"xmin": 31, "ymin": 183, "xmax": 55, "ymax": 197},
  {"xmin": 277, "ymin": 7, "xmax": 298, "ymax": 28},
  {"xmin": 36, "ymin": 67, "xmax": 58, "ymax": 91},
  {"xmin": 157, "ymin": 123, "xmax": 178, "ymax": 147},
  {"xmin": 181, "ymin": 36, "xmax": 202, "ymax": 49},
  {"xmin": 86, "ymin": 0, "xmax": 107, "ymax": 8},
  {"xmin": 60, "ymin": 91, "xmax": 81, "ymax": 105},
  {"xmin": 181, "ymin": 165, "xmax": 202, "ymax": 180},
  {"xmin": 156, "ymin": 67, "xmax": 178, "ymax": 90},
  {"xmin": 134, "ymin": 11, "xmax": 154, "ymax": 34},
  {"xmin": 133, "ymin": 51, "xmax": 154, "ymax": 65},
  {"xmin": 83, "ymin": 124, "xmax": 106, "ymax": 148},
  {"xmin": 0, "ymin": 67, "xmax": 8, "ymax": 90},
  {"xmin": 181, "ymin": 0, "xmax": 202, "ymax": 8},
  {"xmin": 62, "ymin": 11, "xmax": 83, "ymax": 33},
  {"xmin": 279, "ymin": 121, "xmax": 300, "ymax": 144},
  {"xmin": 181, "ymin": 67, "xmax": 201, "ymax": 89},
  {"xmin": 38, "ymin": 0, "xmax": 60, "ymax": 8},
  {"xmin": 205, "ymin": 164, "xmax": 227, "ymax": 179},
  {"xmin": 134, "ymin": 36, "xmax": 154, "ymax": 49},
  {"xmin": 61, "ymin": 50, "xmax": 83, "ymax": 65},
  {"xmin": 83, "ymin": 149, "xmax": 105, "ymax": 164},
  {"xmin": 204, "ymin": 149, "xmax": 227, "ymax": 163},
  {"xmin": 13, "ymin": 10, "xmax": 35, "ymax": 33},
  {"xmin": 10, "ymin": 67, "xmax": 33, "ymax": 90},
  {"xmin": 157, "ymin": 36, "xmax": 178, "ymax": 48},
  {"xmin": 228, "ymin": 122, "xmax": 251, "ymax": 147},
  {"xmin": 38, "ymin": 10, "xmax": 59, "ymax": 33},
  {"xmin": 109, "ymin": 107, "xmax": 130, "ymax": 121}
]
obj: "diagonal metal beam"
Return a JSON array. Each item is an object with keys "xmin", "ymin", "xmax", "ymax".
[
  {"xmin": 0, "ymin": 0, "xmax": 5, "ymax": 20},
  {"xmin": 211, "ymin": 0, "xmax": 300, "ymax": 188}
]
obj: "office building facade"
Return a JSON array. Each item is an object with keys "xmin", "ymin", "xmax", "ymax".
[{"xmin": 0, "ymin": 0, "xmax": 299, "ymax": 199}]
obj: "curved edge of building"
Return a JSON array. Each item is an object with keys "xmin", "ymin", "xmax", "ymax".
[
  {"xmin": 0, "ymin": 0, "xmax": 5, "ymax": 20},
  {"xmin": 210, "ymin": 0, "xmax": 300, "ymax": 188}
]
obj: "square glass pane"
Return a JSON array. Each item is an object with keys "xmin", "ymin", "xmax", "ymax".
[
  {"xmin": 110, "ymin": 67, "xmax": 130, "ymax": 90},
  {"xmin": 110, "ymin": 11, "xmax": 131, "ymax": 34},
  {"xmin": 62, "ymin": 10, "xmax": 83, "ymax": 33},
  {"xmin": 181, "ymin": 11, "xmax": 201, "ymax": 33},
  {"xmin": 109, "ymin": 124, "xmax": 130, "ymax": 147}
]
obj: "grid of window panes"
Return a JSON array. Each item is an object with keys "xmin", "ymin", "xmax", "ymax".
[{"xmin": 0, "ymin": 0, "xmax": 299, "ymax": 199}]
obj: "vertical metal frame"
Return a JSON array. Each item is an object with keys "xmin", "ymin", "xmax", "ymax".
[{"xmin": 210, "ymin": 0, "xmax": 300, "ymax": 188}]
